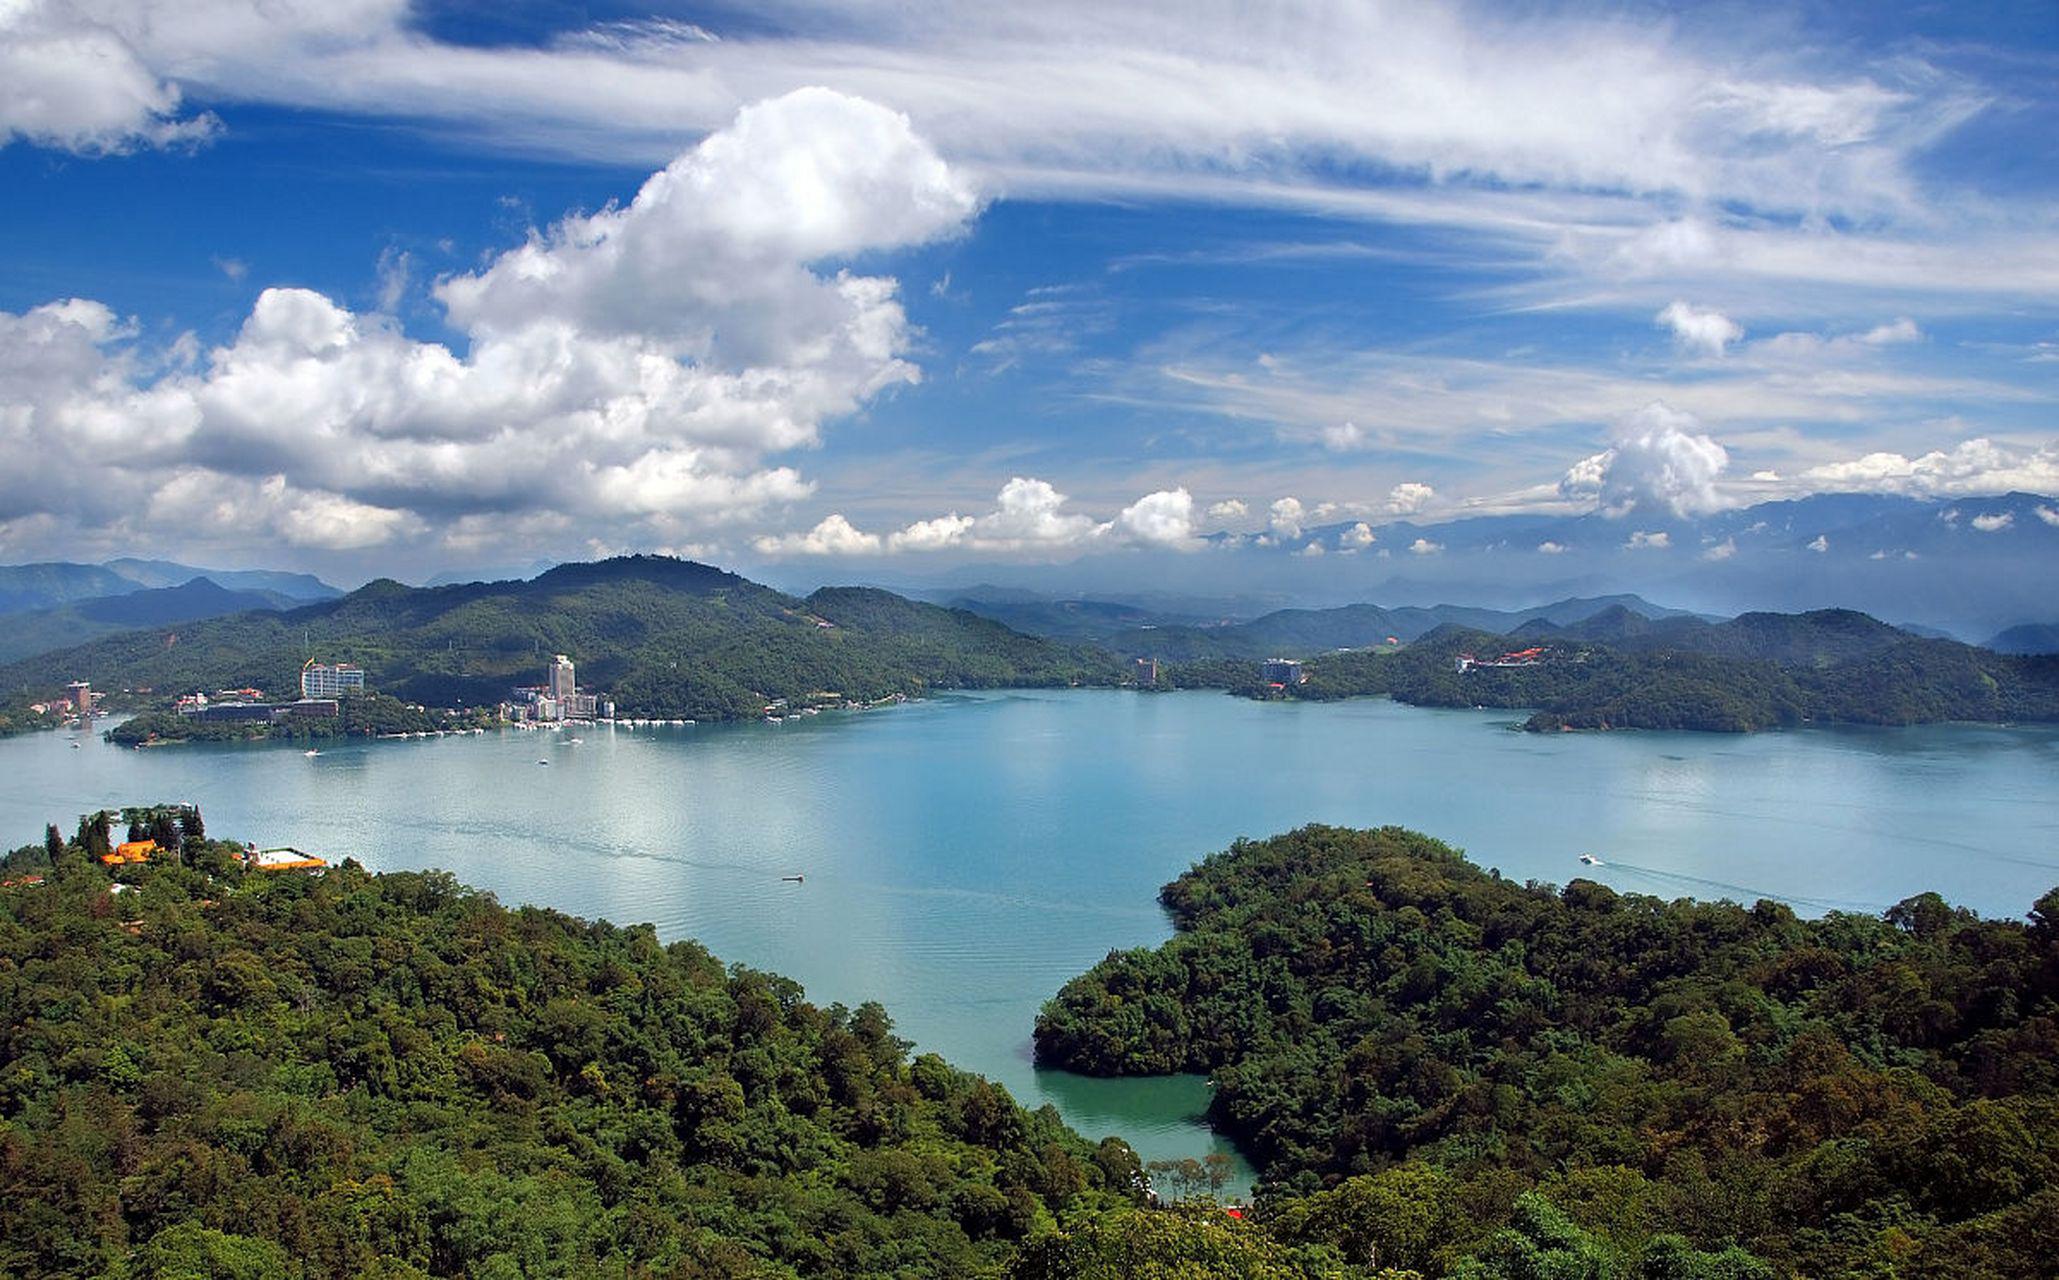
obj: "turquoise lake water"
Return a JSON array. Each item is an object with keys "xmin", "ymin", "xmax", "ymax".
[{"xmin": 4, "ymin": 690, "xmax": 2056, "ymax": 1193}]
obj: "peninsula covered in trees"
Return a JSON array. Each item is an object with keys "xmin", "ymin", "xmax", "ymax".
[
  {"xmin": 1163, "ymin": 607, "xmax": 2059, "ymax": 732},
  {"xmin": 1036, "ymin": 825, "xmax": 2059, "ymax": 1278}
]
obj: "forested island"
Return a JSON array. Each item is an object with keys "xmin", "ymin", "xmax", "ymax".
[
  {"xmin": 1036, "ymin": 825, "xmax": 2058, "ymax": 1278},
  {"xmin": 1167, "ymin": 608, "xmax": 2059, "ymax": 732}
]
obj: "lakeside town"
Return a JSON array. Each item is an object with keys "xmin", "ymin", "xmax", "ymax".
[{"xmin": 48, "ymin": 650, "xmax": 926, "ymax": 747}]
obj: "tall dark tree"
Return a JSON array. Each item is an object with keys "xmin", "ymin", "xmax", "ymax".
[
  {"xmin": 75, "ymin": 810, "xmax": 111, "ymax": 861},
  {"xmin": 42, "ymin": 824, "xmax": 62, "ymax": 864}
]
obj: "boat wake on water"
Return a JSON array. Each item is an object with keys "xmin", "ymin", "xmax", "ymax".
[{"xmin": 1587, "ymin": 860, "xmax": 1889, "ymax": 915}]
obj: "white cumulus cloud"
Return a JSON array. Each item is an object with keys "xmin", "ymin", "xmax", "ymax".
[
  {"xmin": 1656, "ymin": 300, "xmax": 1743, "ymax": 356},
  {"xmin": 1386, "ymin": 481, "xmax": 1435, "ymax": 515},
  {"xmin": 0, "ymin": 0, "xmax": 220, "ymax": 153},
  {"xmin": 1408, "ymin": 537, "xmax": 1443, "ymax": 555},
  {"xmin": 1624, "ymin": 530, "xmax": 1671, "ymax": 550},
  {"xmin": 1322, "ymin": 421, "xmax": 1368, "ymax": 451},
  {"xmin": 1114, "ymin": 488, "xmax": 1199, "ymax": 549},
  {"xmin": 1970, "ymin": 512, "xmax": 2013, "ymax": 532},
  {"xmin": 1206, "ymin": 498, "xmax": 1248, "ymax": 522},
  {"xmin": 886, "ymin": 513, "xmax": 977, "ymax": 553},
  {"xmin": 1562, "ymin": 402, "xmax": 1730, "ymax": 518},
  {"xmin": 1268, "ymin": 497, "xmax": 1306, "ymax": 540},
  {"xmin": 0, "ymin": 89, "xmax": 976, "ymax": 564},
  {"xmin": 1799, "ymin": 438, "xmax": 2059, "ymax": 499},
  {"xmin": 752, "ymin": 513, "xmax": 881, "ymax": 556}
]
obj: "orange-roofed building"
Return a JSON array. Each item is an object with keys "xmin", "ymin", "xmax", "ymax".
[
  {"xmin": 248, "ymin": 847, "xmax": 328, "ymax": 872},
  {"xmin": 101, "ymin": 839, "xmax": 157, "ymax": 866}
]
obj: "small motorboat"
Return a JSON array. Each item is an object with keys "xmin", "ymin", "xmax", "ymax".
[
  {"xmin": 537, "ymin": 759, "xmax": 551, "ymax": 766},
  {"xmin": 304, "ymin": 749, "xmax": 321, "ymax": 758},
  {"xmin": 781, "ymin": 874, "xmax": 805, "ymax": 883},
  {"xmin": 1579, "ymin": 853, "xmax": 1601, "ymax": 866}
]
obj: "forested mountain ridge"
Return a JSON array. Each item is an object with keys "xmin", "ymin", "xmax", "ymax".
[
  {"xmin": 1085, "ymin": 594, "xmax": 1701, "ymax": 661},
  {"xmin": 1183, "ymin": 611, "xmax": 2059, "ymax": 731},
  {"xmin": 1035, "ymin": 825, "xmax": 2059, "ymax": 1278},
  {"xmin": 0, "ymin": 557, "xmax": 1121, "ymax": 721}
]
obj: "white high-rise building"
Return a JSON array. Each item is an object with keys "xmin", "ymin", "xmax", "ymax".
[
  {"xmin": 301, "ymin": 661, "xmax": 365, "ymax": 699},
  {"xmin": 549, "ymin": 654, "xmax": 577, "ymax": 702}
]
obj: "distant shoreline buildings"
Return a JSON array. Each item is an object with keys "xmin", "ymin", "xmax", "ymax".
[
  {"xmin": 1262, "ymin": 658, "xmax": 1306, "ymax": 686},
  {"xmin": 174, "ymin": 658, "xmax": 360, "ymax": 724}
]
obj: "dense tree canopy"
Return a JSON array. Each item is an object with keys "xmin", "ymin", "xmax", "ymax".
[
  {"xmin": 1036, "ymin": 825, "xmax": 2059, "ymax": 1277},
  {"xmin": 104, "ymin": 693, "xmax": 476, "ymax": 745},
  {"xmin": 0, "ymin": 819, "xmax": 1147, "ymax": 1277},
  {"xmin": 1165, "ymin": 621, "xmax": 2059, "ymax": 732}
]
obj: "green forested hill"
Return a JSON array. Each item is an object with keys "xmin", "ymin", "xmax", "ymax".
[
  {"xmin": 1035, "ymin": 825, "xmax": 2059, "ymax": 1278},
  {"xmin": 0, "ymin": 824, "xmax": 1147, "ymax": 1277},
  {"xmin": 0, "ymin": 557, "xmax": 1120, "ymax": 721},
  {"xmin": 1189, "ymin": 617, "xmax": 2059, "ymax": 731}
]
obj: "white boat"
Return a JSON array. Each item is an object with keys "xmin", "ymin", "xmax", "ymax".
[
  {"xmin": 303, "ymin": 749, "xmax": 320, "ymax": 758},
  {"xmin": 567, "ymin": 737, "xmax": 583, "ymax": 744},
  {"xmin": 1579, "ymin": 853, "xmax": 1601, "ymax": 866}
]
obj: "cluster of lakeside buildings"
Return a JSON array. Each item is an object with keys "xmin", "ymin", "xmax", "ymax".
[
  {"xmin": 173, "ymin": 660, "xmax": 360, "ymax": 724},
  {"xmin": 1453, "ymin": 645, "xmax": 1549, "ymax": 672},
  {"xmin": 26, "ymin": 680, "xmax": 99, "ymax": 725},
  {"xmin": 502, "ymin": 654, "xmax": 615, "ymax": 723}
]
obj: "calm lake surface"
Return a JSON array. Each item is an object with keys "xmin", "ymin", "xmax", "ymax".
[{"xmin": 5, "ymin": 690, "xmax": 2057, "ymax": 1191}]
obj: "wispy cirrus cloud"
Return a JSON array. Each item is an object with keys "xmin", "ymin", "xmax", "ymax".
[{"xmin": 7, "ymin": 1, "xmax": 2042, "ymax": 316}]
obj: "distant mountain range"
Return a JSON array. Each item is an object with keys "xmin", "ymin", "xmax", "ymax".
[
  {"xmin": 0, "ymin": 559, "xmax": 337, "ymax": 615},
  {"xmin": 0, "ymin": 556, "xmax": 1115, "ymax": 720},
  {"xmin": 953, "ymin": 590, "xmax": 1708, "ymax": 660},
  {"xmin": 870, "ymin": 491, "xmax": 2059, "ymax": 641},
  {"xmin": 0, "ymin": 559, "xmax": 342, "ymax": 665},
  {"xmin": 0, "ymin": 578, "xmax": 300, "ymax": 664},
  {"xmin": 1986, "ymin": 623, "xmax": 2059, "ymax": 656}
]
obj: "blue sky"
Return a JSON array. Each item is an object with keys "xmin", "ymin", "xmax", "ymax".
[{"xmin": 1, "ymin": 0, "xmax": 2055, "ymax": 583}]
